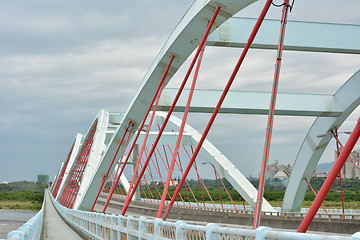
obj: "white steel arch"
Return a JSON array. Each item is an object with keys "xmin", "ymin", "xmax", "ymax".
[
  {"xmin": 156, "ymin": 111, "xmax": 275, "ymax": 212},
  {"xmin": 55, "ymin": 133, "xmax": 83, "ymax": 201},
  {"xmin": 282, "ymin": 70, "xmax": 360, "ymax": 212},
  {"xmin": 77, "ymin": 0, "xmax": 257, "ymax": 211}
]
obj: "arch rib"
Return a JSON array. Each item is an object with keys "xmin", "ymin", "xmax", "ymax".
[{"xmin": 282, "ymin": 70, "xmax": 360, "ymax": 212}]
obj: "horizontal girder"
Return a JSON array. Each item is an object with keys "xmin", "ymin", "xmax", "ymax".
[
  {"xmin": 208, "ymin": 17, "xmax": 360, "ymax": 54},
  {"xmin": 158, "ymin": 89, "xmax": 342, "ymax": 117}
]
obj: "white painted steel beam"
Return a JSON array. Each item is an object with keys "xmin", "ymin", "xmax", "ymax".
[
  {"xmin": 73, "ymin": 110, "xmax": 110, "ymax": 210},
  {"xmin": 156, "ymin": 111, "xmax": 275, "ymax": 212},
  {"xmin": 77, "ymin": 0, "xmax": 258, "ymax": 211},
  {"xmin": 158, "ymin": 89, "xmax": 341, "ymax": 117},
  {"xmin": 282, "ymin": 70, "xmax": 360, "ymax": 212},
  {"xmin": 208, "ymin": 17, "xmax": 360, "ymax": 54},
  {"xmin": 55, "ymin": 133, "xmax": 83, "ymax": 201}
]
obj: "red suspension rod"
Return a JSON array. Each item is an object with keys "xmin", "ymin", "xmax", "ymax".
[
  {"xmin": 103, "ymin": 55, "xmax": 174, "ymax": 211},
  {"xmin": 304, "ymin": 178, "xmax": 329, "ymax": 215},
  {"xmin": 298, "ymin": 117, "xmax": 360, "ymax": 233},
  {"xmin": 162, "ymin": 0, "xmax": 273, "ymax": 221},
  {"xmin": 102, "ymin": 125, "xmax": 133, "ymax": 213},
  {"xmin": 253, "ymin": 0, "xmax": 289, "ymax": 229},
  {"xmin": 157, "ymin": 39, "xmax": 207, "ymax": 217},
  {"xmin": 90, "ymin": 123, "xmax": 132, "ymax": 212},
  {"xmin": 121, "ymin": 6, "xmax": 221, "ymax": 216}
]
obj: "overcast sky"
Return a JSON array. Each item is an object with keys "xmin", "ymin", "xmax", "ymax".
[{"xmin": 0, "ymin": 0, "xmax": 359, "ymax": 182}]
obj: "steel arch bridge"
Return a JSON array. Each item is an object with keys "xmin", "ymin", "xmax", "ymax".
[{"xmin": 49, "ymin": 0, "xmax": 359, "ymax": 231}]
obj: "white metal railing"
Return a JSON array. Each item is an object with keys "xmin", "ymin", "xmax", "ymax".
[
  {"xmin": 105, "ymin": 193, "xmax": 360, "ymax": 221},
  {"xmin": 6, "ymin": 201, "xmax": 44, "ymax": 240},
  {"xmin": 51, "ymin": 192, "xmax": 360, "ymax": 240}
]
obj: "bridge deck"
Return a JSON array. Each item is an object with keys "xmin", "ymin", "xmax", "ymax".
[{"xmin": 41, "ymin": 191, "xmax": 85, "ymax": 239}]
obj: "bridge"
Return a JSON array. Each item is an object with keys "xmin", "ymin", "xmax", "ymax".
[{"xmin": 5, "ymin": 0, "xmax": 360, "ymax": 239}]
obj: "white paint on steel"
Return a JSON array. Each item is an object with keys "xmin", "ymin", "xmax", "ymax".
[
  {"xmin": 73, "ymin": 110, "xmax": 110, "ymax": 209},
  {"xmin": 208, "ymin": 17, "xmax": 360, "ymax": 54},
  {"xmin": 156, "ymin": 111, "xmax": 276, "ymax": 212},
  {"xmin": 283, "ymin": 70, "xmax": 360, "ymax": 212},
  {"xmin": 77, "ymin": 0, "xmax": 257, "ymax": 211},
  {"xmin": 158, "ymin": 89, "xmax": 341, "ymax": 117},
  {"xmin": 55, "ymin": 133, "xmax": 83, "ymax": 201}
]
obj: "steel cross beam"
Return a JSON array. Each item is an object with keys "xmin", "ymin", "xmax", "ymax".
[
  {"xmin": 207, "ymin": 17, "xmax": 360, "ymax": 54},
  {"xmin": 75, "ymin": 0, "xmax": 258, "ymax": 211},
  {"xmin": 283, "ymin": 70, "xmax": 360, "ymax": 212},
  {"xmin": 156, "ymin": 111, "xmax": 275, "ymax": 212},
  {"xmin": 158, "ymin": 89, "xmax": 342, "ymax": 117}
]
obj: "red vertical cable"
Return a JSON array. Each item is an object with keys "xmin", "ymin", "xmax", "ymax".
[
  {"xmin": 304, "ymin": 178, "xmax": 329, "ymax": 215},
  {"xmin": 333, "ymin": 129, "xmax": 345, "ymax": 219},
  {"xmin": 103, "ymin": 55, "xmax": 174, "ymax": 208},
  {"xmin": 171, "ymin": 147, "xmax": 200, "ymax": 207},
  {"xmin": 333, "ymin": 134, "xmax": 360, "ymax": 173},
  {"xmin": 121, "ymin": 7, "xmax": 221, "ymax": 216},
  {"xmin": 142, "ymin": 149, "xmax": 161, "ymax": 199},
  {"xmin": 90, "ymin": 123, "xmax": 132, "ymax": 211},
  {"xmin": 215, "ymin": 170, "xmax": 238, "ymax": 211},
  {"xmin": 102, "ymin": 126, "xmax": 133, "ymax": 212},
  {"xmin": 154, "ymin": 146, "xmax": 180, "ymax": 206},
  {"xmin": 127, "ymin": 78, "xmax": 165, "ymax": 197},
  {"xmin": 52, "ymin": 143, "xmax": 74, "ymax": 198},
  {"xmin": 145, "ymin": 146, "xmax": 173, "ymax": 203},
  {"xmin": 212, "ymin": 165, "xmax": 224, "ymax": 210},
  {"xmin": 254, "ymin": 0, "xmax": 289, "ymax": 229},
  {"xmin": 298, "ymin": 117, "xmax": 360, "ymax": 233},
  {"xmin": 162, "ymin": 0, "xmax": 273, "ymax": 221},
  {"xmin": 157, "ymin": 40, "xmax": 207, "ymax": 216}
]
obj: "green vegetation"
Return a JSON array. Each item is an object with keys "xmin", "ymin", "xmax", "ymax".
[
  {"xmin": 124, "ymin": 177, "xmax": 360, "ymax": 209},
  {"xmin": 0, "ymin": 181, "xmax": 46, "ymax": 210}
]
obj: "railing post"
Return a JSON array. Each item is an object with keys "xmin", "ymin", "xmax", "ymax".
[
  {"xmin": 127, "ymin": 215, "xmax": 134, "ymax": 240},
  {"xmin": 138, "ymin": 216, "xmax": 146, "ymax": 240},
  {"xmin": 206, "ymin": 223, "xmax": 220, "ymax": 240},
  {"xmin": 110, "ymin": 214, "xmax": 116, "ymax": 240},
  {"xmin": 255, "ymin": 226, "xmax": 272, "ymax": 240},
  {"xmin": 352, "ymin": 232, "xmax": 360, "ymax": 240},
  {"xmin": 175, "ymin": 220, "xmax": 187, "ymax": 240},
  {"xmin": 96, "ymin": 213, "xmax": 100, "ymax": 238},
  {"xmin": 118, "ymin": 215, "xmax": 122, "ymax": 240},
  {"xmin": 154, "ymin": 218, "xmax": 163, "ymax": 239}
]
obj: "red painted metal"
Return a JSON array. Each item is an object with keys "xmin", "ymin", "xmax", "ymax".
[
  {"xmin": 162, "ymin": 0, "xmax": 273, "ymax": 221},
  {"xmin": 253, "ymin": 0, "xmax": 289, "ymax": 229},
  {"xmin": 121, "ymin": 7, "xmax": 221, "ymax": 216},
  {"xmin": 216, "ymin": 170, "xmax": 238, "ymax": 211},
  {"xmin": 102, "ymin": 55, "xmax": 174, "ymax": 212},
  {"xmin": 167, "ymin": 146, "xmax": 199, "ymax": 207},
  {"xmin": 333, "ymin": 129, "xmax": 345, "ymax": 218},
  {"xmin": 102, "ymin": 125, "xmax": 133, "ymax": 213},
  {"xmin": 304, "ymin": 178, "xmax": 329, "ymax": 215},
  {"xmin": 52, "ymin": 143, "xmax": 74, "ymax": 198},
  {"xmin": 333, "ymin": 134, "xmax": 360, "ymax": 173},
  {"xmin": 212, "ymin": 165, "xmax": 224, "ymax": 210},
  {"xmin": 298, "ymin": 117, "xmax": 360, "ymax": 233},
  {"xmin": 157, "ymin": 40, "xmax": 206, "ymax": 217},
  {"xmin": 59, "ymin": 120, "xmax": 97, "ymax": 208},
  {"xmin": 90, "ymin": 123, "xmax": 132, "ymax": 212}
]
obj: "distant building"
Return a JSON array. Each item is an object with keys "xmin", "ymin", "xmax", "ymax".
[
  {"xmin": 37, "ymin": 174, "xmax": 49, "ymax": 185},
  {"xmin": 266, "ymin": 160, "xmax": 292, "ymax": 180},
  {"xmin": 336, "ymin": 149, "xmax": 360, "ymax": 179}
]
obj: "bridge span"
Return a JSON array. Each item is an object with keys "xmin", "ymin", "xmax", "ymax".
[{"xmin": 5, "ymin": 0, "xmax": 360, "ymax": 238}]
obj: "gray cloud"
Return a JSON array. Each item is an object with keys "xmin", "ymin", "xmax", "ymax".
[{"xmin": 0, "ymin": 0, "xmax": 359, "ymax": 182}]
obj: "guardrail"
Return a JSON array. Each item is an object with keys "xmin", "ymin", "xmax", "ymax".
[
  {"xmin": 6, "ymin": 201, "xmax": 44, "ymax": 240},
  {"xmin": 105, "ymin": 193, "xmax": 360, "ymax": 220},
  {"xmin": 52, "ymin": 191, "xmax": 360, "ymax": 240}
]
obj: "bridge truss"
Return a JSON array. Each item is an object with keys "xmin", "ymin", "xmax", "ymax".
[{"xmin": 50, "ymin": 0, "xmax": 360, "ymax": 234}]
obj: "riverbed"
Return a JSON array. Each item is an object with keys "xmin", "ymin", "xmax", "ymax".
[{"xmin": 0, "ymin": 209, "xmax": 37, "ymax": 238}]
